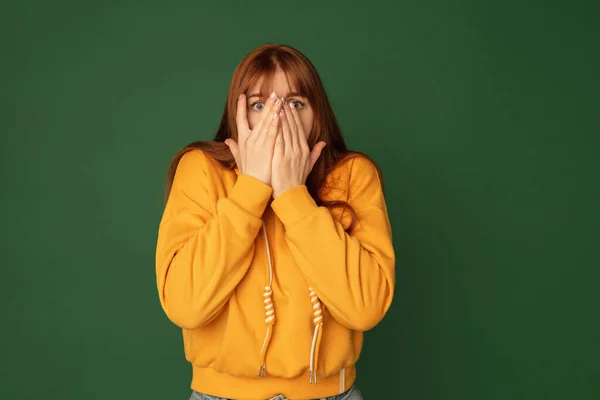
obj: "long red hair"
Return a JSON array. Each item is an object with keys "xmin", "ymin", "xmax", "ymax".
[{"xmin": 164, "ymin": 43, "xmax": 384, "ymax": 232}]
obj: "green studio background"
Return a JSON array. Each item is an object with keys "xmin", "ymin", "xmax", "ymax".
[{"xmin": 1, "ymin": 1, "xmax": 598, "ymax": 399}]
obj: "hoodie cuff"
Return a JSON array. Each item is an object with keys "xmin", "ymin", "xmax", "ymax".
[
  {"xmin": 271, "ymin": 185, "xmax": 318, "ymax": 227},
  {"xmin": 228, "ymin": 174, "xmax": 273, "ymax": 218}
]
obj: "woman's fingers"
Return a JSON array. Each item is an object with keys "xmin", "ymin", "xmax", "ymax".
[
  {"xmin": 228, "ymin": 92, "xmax": 281, "ymax": 185},
  {"xmin": 274, "ymin": 123, "xmax": 284, "ymax": 156},
  {"xmin": 224, "ymin": 138, "xmax": 241, "ymax": 167},
  {"xmin": 280, "ymin": 106, "xmax": 294, "ymax": 153},
  {"xmin": 309, "ymin": 141, "xmax": 327, "ymax": 171},
  {"xmin": 251, "ymin": 92, "xmax": 280, "ymax": 139},
  {"xmin": 261, "ymin": 106, "xmax": 280, "ymax": 146},
  {"xmin": 288, "ymin": 101, "xmax": 305, "ymax": 152},
  {"xmin": 235, "ymin": 94, "xmax": 250, "ymax": 136}
]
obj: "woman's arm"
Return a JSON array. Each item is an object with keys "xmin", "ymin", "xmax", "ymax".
[
  {"xmin": 271, "ymin": 156, "xmax": 396, "ymax": 331},
  {"xmin": 155, "ymin": 150, "xmax": 273, "ymax": 330}
]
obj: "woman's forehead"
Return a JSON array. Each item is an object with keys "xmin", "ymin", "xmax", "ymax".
[{"xmin": 248, "ymin": 70, "xmax": 303, "ymax": 97}]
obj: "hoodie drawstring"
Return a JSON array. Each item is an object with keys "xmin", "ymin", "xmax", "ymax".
[
  {"xmin": 258, "ymin": 221, "xmax": 275, "ymax": 379},
  {"xmin": 258, "ymin": 221, "xmax": 324, "ymax": 384},
  {"xmin": 309, "ymin": 286, "xmax": 324, "ymax": 384}
]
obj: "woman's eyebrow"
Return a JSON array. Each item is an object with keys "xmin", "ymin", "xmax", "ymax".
[{"xmin": 247, "ymin": 92, "xmax": 304, "ymax": 99}]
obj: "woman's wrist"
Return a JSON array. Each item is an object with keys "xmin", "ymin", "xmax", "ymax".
[{"xmin": 272, "ymin": 182, "xmax": 300, "ymax": 199}]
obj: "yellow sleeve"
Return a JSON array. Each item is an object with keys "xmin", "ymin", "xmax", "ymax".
[
  {"xmin": 155, "ymin": 150, "xmax": 273, "ymax": 330},
  {"xmin": 271, "ymin": 156, "xmax": 396, "ymax": 331}
]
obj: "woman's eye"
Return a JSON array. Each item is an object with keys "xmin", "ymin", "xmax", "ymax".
[
  {"xmin": 250, "ymin": 102, "xmax": 265, "ymax": 111},
  {"xmin": 290, "ymin": 100, "xmax": 304, "ymax": 109}
]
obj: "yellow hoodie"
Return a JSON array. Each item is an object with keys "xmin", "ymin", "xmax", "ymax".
[{"xmin": 155, "ymin": 149, "xmax": 395, "ymax": 399}]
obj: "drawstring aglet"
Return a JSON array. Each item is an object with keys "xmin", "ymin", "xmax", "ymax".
[
  {"xmin": 309, "ymin": 370, "xmax": 318, "ymax": 384},
  {"xmin": 258, "ymin": 365, "xmax": 267, "ymax": 380}
]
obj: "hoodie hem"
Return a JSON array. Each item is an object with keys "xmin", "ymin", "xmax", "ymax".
[{"xmin": 191, "ymin": 364, "xmax": 356, "ymax": 399}]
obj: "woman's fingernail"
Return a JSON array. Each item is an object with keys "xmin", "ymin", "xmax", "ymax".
[
  {"xmin": 238, "ymin": 94, "xmax": 244, "ymax": 100},
  {"xmin": 273, "ymin": 112, "xmax": 278, "ymax": 120},
  {"xmin": 270, "ymin": 92, "xmax": 276, "ymax": 99},
  {"xmin": 275, "ymin": 98, "xmax": 280, "ymax": 105},
  {"xmin": 289, "ymin": 102, "xmax": 294, "ymax": 109}
]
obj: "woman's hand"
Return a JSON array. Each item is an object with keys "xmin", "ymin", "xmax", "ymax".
[
  {"xmin": 271, "ymin": 101, "xmax": 327, "ymax": 199},
  {"xmin": 225, "ymin": 92, "xmax": 281, "ymax": 185}
]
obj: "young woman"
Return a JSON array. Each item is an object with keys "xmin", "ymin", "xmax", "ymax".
[{"xmin": 155, "ymin": 43, "xmax": 395, "ymax": 400}]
